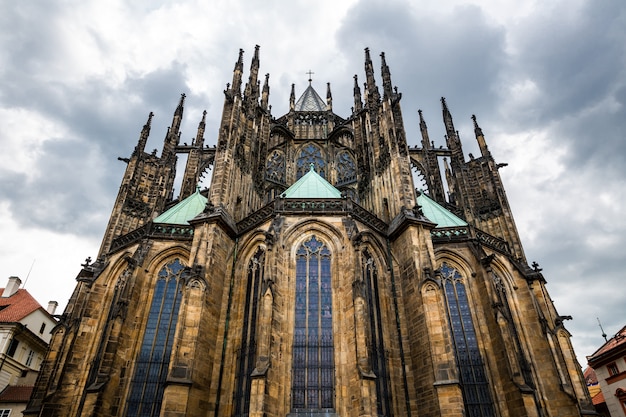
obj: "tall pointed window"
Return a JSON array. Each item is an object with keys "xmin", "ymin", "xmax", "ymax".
[
  {"xmin": 440, "ymin": 263, "xmax": 495, "ymax": 417},
  {"xmin": 296, "ymin": 145, "xmax": 326, "ymax": 179},
  {"xmin": 292, "ymin": 236, "xmax": 334, "ymax": 412},
  {"xmin": 127, "ymin": 258, "xmax": 185, "ymax": 417},
  {"xmin": 362, "ymin": 251, "xmax": 392, "ymax": 417},
  {"xmin": 233, "ymin": 248, "xmax": 265, "ymax": 417}
]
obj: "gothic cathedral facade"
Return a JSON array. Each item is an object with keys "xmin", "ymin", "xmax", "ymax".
[{"xmin": 26, "ymin": 47, "xmax": 594, "ymax": 416}]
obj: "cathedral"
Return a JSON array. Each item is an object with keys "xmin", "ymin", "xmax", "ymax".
[{"xmin": 25, "ymin": 46, "xmax": 595, "ymax": 416}]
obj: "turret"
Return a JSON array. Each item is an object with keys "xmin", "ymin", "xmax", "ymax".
[
  {"xmin": 380, "ymin": 52, "xmax": 393, "ymax": 99},
  {"xmin": 162, "ymin": 94, "xmax": 185, "ymax": 162},
  {"xmin": 353, "ymin": 75, "xmax": 363, "ymax": 112},
  {"xmin": 418, "ymin": 110, "xmax": 430, "ymax": 149},
  {"xmin": 472, "ymin": 114, "xmax": 490, "ymax": 157},
  {"xmin": 289, "ymin": 84, "xmax": 296, "ymax": 111},
  {"xmin": 231, "ymin": 48, "xmax": 244, "ymax": 94},
  {"xmin": 441, "ymin": 97, "xmax": 464, "ymax": 166},
  {"xmin": 244, "ymin": 45, "xmax": 261, "ymax": 107},
  {"xmin": 326, "ymin": 82, "xmax": 332, "ymax": 112},
  {"xmin": 364, "ymin": 48, "xmax": 380, "ymax": 104},
  {"xmin": 133, "ymin": 112, "xmax": 153, "ymax": 156},
  {"xmin": 261, "ymin": 73, "xmax": 270, "ymax": 111}
]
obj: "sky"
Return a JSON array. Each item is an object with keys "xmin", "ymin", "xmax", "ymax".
[{"xmin": 0, "ymin": 0, "xmax": 624, "ymax": 367}]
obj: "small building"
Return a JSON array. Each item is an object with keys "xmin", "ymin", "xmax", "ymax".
[
  {"xmin": 0, "ymin": 277, "xmax": 57, "ymax": 415},
  {"xmin": 588, "ymin": 325, "xmax": 626, "ymax": 416}
]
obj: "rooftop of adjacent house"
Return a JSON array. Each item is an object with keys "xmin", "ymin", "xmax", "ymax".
[
  {"xmin": 281, "ymin": 165, "xmax": 341, "ymax": 199},
  {"xmin": 0, "ymin": 288, "xmax": 46, "ymax": 323},
  {"xmin": 0, "ymin": 385, "xmax": 34, "ymax": 403},
  {"xmin": 295, "ymin": 84, "xmax": 327, "ymax": 112},
  {"xmin": 153, "ymin": 188, "xmax": 208, "ymax": 225},
  {"xmin": 417, "ymin": 192, "xmax": 468, "ymax": 228},
  {"xmin": 587, "ymin": 325, "xmax": 626, "ymax": 362}
]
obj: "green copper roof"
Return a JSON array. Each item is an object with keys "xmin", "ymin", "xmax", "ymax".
[
  {"xmin": 153, "ymin": 189, "xmax": 208, "ymax": 224},
  {"xmin": 282, "ymin": 165, "xmax": 342, "ymax": 199},
  {"xmin": 417, "ymin": 192, "xmax": 468, "ymax": 228},
  {"xmin": 294, "ymin": 84, "xmax": 326, "ymax": 112}
]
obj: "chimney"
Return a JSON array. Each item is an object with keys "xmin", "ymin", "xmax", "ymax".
[
  {"xmin": 2, "ymin": 276, "xmax": 21, "ymax": 298},
  {"xmin": 47, "ymin": 301, "xmax": 58, "ymax": 315}
]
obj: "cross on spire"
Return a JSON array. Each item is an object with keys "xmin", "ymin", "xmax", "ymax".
[{"xmin": 306, "ymin": 70, "xmax": 314, "ymax": 85}]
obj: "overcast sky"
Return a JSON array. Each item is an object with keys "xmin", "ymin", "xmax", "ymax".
[{"xmin": 1, "ymin": 0, "xmax": 624, "ymax": 367}]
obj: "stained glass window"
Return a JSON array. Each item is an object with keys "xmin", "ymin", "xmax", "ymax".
[
  {"xmin": 336, "ymin": 151, "xmax": 357, "ymax": 186},
  {"xmin": 233, "ymin": 249, "xmax": 265, "ymax": 417},
  {"xmin": 296, "ymin": 145, "xmax": 326, "ymax": 179},
  {"xmin": 363, "ymin": 252, "xmax": 391, "ymax": 417},
  {"xmin": 266, "ymin": 150, "xmax": 286, "ymax": 184},
  {"xmin": 126, "ymin": 259, "xmax": 185, "ymax": 417},
  {"xmin": 292, "ymin": 236, "xmax": 334, "ymax": 411},
  {"xmin": 440, "ymin": 263, "xmax": 495, "ymax": 417}
]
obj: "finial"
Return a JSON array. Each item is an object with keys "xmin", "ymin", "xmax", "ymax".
[
  {"xmin": 309, "ymin": 163, "xmax": 315, "ymax": 171},
  {"xmin": 306, "ymin": 70, "xmax": 314, "ymax": 85}
]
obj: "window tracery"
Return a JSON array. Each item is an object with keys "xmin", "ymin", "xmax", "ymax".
[
  {"xmin": 296, "ymin": 145, "xmax": 326, "ymax": 179},
  {"xmin": 292, "ymin": 236, "xmax": 334, "ymax": 411},
  {"xmin": 127, "ymin": 258, "xmax": 186, "ymax": 417},
  {"xmin": 266, "ymin": 150, "xmax": 286, "ymax": 184},
  {"xmin": 440, "ymin": 262, "xmax": 495, "ymax": 417},
  {"xmin": 336, "ymin": 151, "xmax": 357, "ymax": 186}
]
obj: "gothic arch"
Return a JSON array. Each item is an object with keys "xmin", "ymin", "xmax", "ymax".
[
  {"xmin": 296, "ymin": 142, "xmax": 327, "ymax": 179},
  {"xmin": 282, "ymin": 219, "xmax": 346, "ymax": 254}
]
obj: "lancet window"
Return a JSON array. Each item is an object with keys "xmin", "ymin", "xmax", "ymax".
[
  {"xmin": 296, "ymin": 144, "xmax": 326, "ymax": 179},
  {"xmin": 292, "ymin": 236, "xmax": 334, "ymax": 411},
  {"xmin": 362, "ymin": 251, "xmax": 391, "ymax": 417},
  {"xmin": 440, "ymin": 262, "xmax": 495, "ymax": 417},
  {"xmin": 336, "ymin": 151, "xmax": 357, "ymax": 186},
  {"xmin": 233, "ymin": 248, "xmax": 265, "ymax": 417},
  {"xmin": 126, "ymin": 258, "xmax": 186, "ymax": 417}
]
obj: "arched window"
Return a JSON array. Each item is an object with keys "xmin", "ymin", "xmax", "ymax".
[
  {"xmin": 336, "ymin": 151, "xmax": 357, "ymax": 186},
  {"xmin": 233, "ymin": 248, "xmax": 265, "ymax": 417},
  {"xmin": 266, "ymin": 150, "xmax": 286, "ymax": 184},
  {"xmin": 127, "ymin": 258, "xmax": 186, "ymax": 417},
  {"xmin": 292, "ymin": 236, "xmax": 334, "ymax": 411},
  {"xmin": 362, "ymin": 251, "xmax": 391, "ymax": 417},
  {"xmin": 440, "ymin": 262, "xmax": 495, "ymax": 417},
  {"xmin": 296, "ymin": 145, "xmax": 326, "ymax": 179}
]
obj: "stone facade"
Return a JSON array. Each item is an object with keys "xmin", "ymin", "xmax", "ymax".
[{"xmin": 26, "ymin": 47, "xmax": 594, "ymax": 416}]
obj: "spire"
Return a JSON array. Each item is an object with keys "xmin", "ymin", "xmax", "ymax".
[
  {"xmin": 326, "ymin": 82, "xmax": 332, "ymax": 111},
  {"xmin": 353, "ymin": 74, "xmax": 363, "ymax": 112},
  {"xmin": 194, "ymin": 110, "xmax": 207, "ymax": 147},
  {"xmin": 289, "ymin": 83, "xmax": 296, "ymax": 111},
  {"xmin": 244, "ymin": 45, "xmax": 260, "ymax": 103},
  {"xmin": 162, "ymin": 94, "xmax": 185, "ymax": 161},
  {"xmin": 261, "ymin": 73, "xmax": 270, "ymax": 110},
  {"xmin": 472, "ymin": 114, "xmax": 490, "ymax": 157},
  {"xmin": 418, "ymin": 109, "xmax": 431, "ymax": 149},
  {"xmin": 364, "ymin": 48, "xmax": 380, "ymax": 103},
  {"xmin": 380, "ymin": 52, "xmax": 393, "ymax": 99},
  {"xmin": 441, "ymin": 97, "xmax": 464, "ymax": 165},
  {"xmin": 134, "ymin": 111, "xmax": 153, "ymax": 155},
  {"xmin": 231, "ymin": 48, "xmax": 244, "ymax": 94}
]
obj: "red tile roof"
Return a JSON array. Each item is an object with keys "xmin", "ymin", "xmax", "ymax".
[
  {"xmin": 0, "ymin": 289, "xmax": 45, "ymax": 322},
  {"xmin": 0, "ymin": 385, "xmax": 34, "ymax": 403}
]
